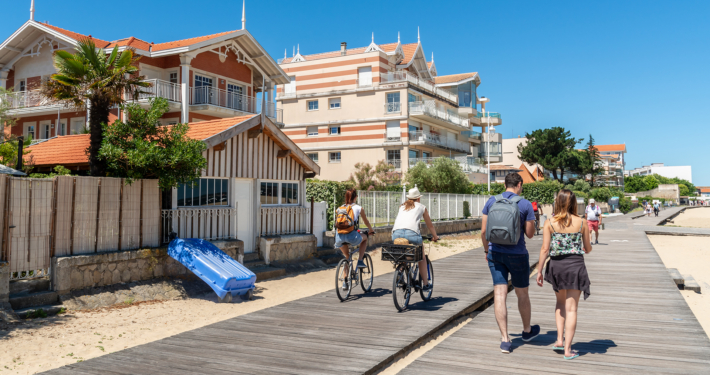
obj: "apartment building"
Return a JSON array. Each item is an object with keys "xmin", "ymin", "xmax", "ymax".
[
  {"xmin": 275, "ymin": 33, "xmax": 503, "ymax": 181},
  {"xmin": 594, "ymin": 144, "xmax": 626, "ymax": 188},
  {"xmin": 625, "ymin": 163, "xmax": 692, "ymax": 183},
  {"xmin": 0, "ymin": 11, "xmax": 287, "ymax": 144}
]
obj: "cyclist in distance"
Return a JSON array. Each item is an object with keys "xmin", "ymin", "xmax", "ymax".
[
  {"xmin": 391, "ymin": 187, "xmax": 439, "ymax": 290},
  {"xmin": 334, "ymin": 189, "xmax": 375, "ymax": 287}
]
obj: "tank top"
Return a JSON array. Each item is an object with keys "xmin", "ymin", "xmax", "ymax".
[
  {"xmin": 549, "ymin": 219, "xmax": 585, "ymax": 256},
  {"xmin": 392, "ymin": 202, "xmax": 426, "ymax": 234}
]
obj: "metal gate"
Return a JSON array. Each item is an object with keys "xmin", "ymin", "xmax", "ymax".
[{"xmin": 6, "ymin": 177, "xmax": 54, "ymax": 279}]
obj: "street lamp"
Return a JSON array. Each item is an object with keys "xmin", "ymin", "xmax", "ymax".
[{"xmin": 479, "ymin": 97, "xmax": 491, "ymax": 193}]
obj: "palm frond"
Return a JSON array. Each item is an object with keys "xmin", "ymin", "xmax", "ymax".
[
  {"xmin": 115, "ymin": 49, "xmax": 133, "ymax": 69},
  {"xmin": 107, "ymin": 47, "xmax": 118, "ymax": 66}
]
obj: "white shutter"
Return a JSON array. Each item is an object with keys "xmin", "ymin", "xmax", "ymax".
[
  {"xmin": 386, "ymin": 120, "xmax": 401, "ymax": 141},
  {"xmin": 285, "ymin": 76, "xmax": 296, "ymax": 94},
  {"xmin": 358, "ymin": 67, "xmax": 372, "ymax": 86}
]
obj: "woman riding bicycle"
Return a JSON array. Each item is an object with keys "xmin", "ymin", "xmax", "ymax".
[
  {"xmin": 391, "ymin": 187, "xmax": 439, "ymax": 290},
  {"xmin": 334, "ymin": 189, "xmax": 375, "ymax": 289}
]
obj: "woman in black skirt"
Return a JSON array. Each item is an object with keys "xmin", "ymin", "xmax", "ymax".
[{"xmin": 535, "ymin": 189, "xmax": 593, "ymax": 360}]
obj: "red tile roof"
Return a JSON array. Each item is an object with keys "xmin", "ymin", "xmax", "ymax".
[
  {"xmin": 594, "ymin": 144, "xmax": 626, "ymax": 152},
  {"xmin": 434, "ymin": 72, "xmax": 478, "ymax": 85},
  {"xmin": 701, "ymin": 188, "xmax": 710, "ymax": 193},
  {"xmin": 519, "ymin": 164, "xmax": 538, "ymax": 184},
  {"xmin": 39, "ymin": 22, "xmax": 111, "ymax": 48},
  {"xmin": 151, "ymin": 30, "xmax": 237, "ymax": 51},
  {"xmin": 279, "ymin": 42, "xmax": 411, "ymax": 64},
  {"xmin": 400, "ymin": 43, "xmax": 419, "ymax": 64},
  {"xmin": 26, "ymin": 115, "xmax": 256, "ymax": 167}
]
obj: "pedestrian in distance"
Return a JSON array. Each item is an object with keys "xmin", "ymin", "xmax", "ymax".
[
  {"xmin": 481, "ymin": 172, "xmax": 540, "ymax": 354},
  {"xmin": 535, "ymin": 189, "xmax": 593, "ymax": 360},
  {"xmin": 585, "ymin": 199, "xmax": 602, "ymax": 244},
  {"xmin": 653, "ymin": 201, "xmax": 660, "ymax": 217}
]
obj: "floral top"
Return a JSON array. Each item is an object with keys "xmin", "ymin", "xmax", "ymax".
[{"xmin": 549, "ymin": 220, "xmax": 585, "ymax": 256}]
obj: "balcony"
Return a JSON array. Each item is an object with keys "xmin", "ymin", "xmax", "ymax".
[
  {"xmin": 408, "ymin": 156, "xmax": 486, "ymax": 174},
  {"xmin": 386, "ymin": 159, "xmax": 402, "ymax": 171},
  {"xmin": 409, "ymin": 131, "xmax": 470, "ymax": 153},
  {"xmin": 190, "ymin": 86, "xmax": 256, "ymax": 114},
  {"xmin": 461, "ymin": 130, "xmax": 481, "ymax": 141},
  {"xmin": 479, "ymin": 142, "xmax": 503, "ymax": 162},
  {"xmin": 409, "ymin": 101, "xmax": 470, "ymax": 130},
  {"xmin": 384, "ymin": 102, "xmax": 401, "ymax": 115},
  {"xmin": 379, "ymin": 71, "xmax": 458, "ymax": 104},
  {"xmin": 475, "ymin": 111, "xmax": 502, "ymax": 126},
  {"xmin": 0, "ymin": 89, "xmax": 63, "ymax": 115},
  {"xmin": 481, "ymin": 131, "xmax": 502, "ymax": 143},
  {"xmin": 383, "ymin": 132, "xmax": 402, "ymax": 143}
]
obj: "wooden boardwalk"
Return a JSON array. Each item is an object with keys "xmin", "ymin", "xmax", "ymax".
[
  {"xmin": 43, "ymin": 240, "xmax": 538, "ymax": 374},
  {"xmin": 402, "ymin": 207, "xmax": 710, "ymax": 374}
]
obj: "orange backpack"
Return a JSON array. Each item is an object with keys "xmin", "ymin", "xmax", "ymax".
[{"xmin": 334, "ymin": 204, "xmax": 356, "ymax": 234}]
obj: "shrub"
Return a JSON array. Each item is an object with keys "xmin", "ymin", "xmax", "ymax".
[
  {"xmin": 589, "ymin": 187, "xmax": 612, "ymax": 203},
  {"xmin": 573, "ymin": 179, "xmax": 591, "ymax": 194},
  {"xmin": 463, "ymin": 201, "xmax": 471, "ymax": 218},
  {"xmin": 306, "ymin": 179, "xmax": 354, "ymax": 230},
  {"xmin": 405, "ymin": 157, "xmax": 471, "ymax": 194},
  {"xmin": 522, "ymin": 180, "xmax": 564, "ymax": 204},
  {"xmin": 471, "ymin": 183, "xmax": 505, "ymax": 195}
]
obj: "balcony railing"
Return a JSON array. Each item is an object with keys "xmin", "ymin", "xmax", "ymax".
[
  {"xmin": 0, "ymin": 89, "xmax": 59, "ymax": 110},
  {"xmin": 190, "ymin": 86, "xmax": 256, "ymax": 113},
  {"xmin": 410, "ymin": 101, "xmax": 470, "ymax": 129},
  {"xmin": 384, "ymin": 102, "xmax": 401, "ymax": 114},
  {"xmin": 384, "ymin": 132, "xmax": 402, "ymax": 142},
  {"xmin": 380, "ymin": 71, "xmax": 458, "ymax": 103},
  {"xmin": 461, "ymin": 130, "xmax": 482, "ymax": 140},
  {"xmin": 386, "ymin": 159, "xmax": 402, "ymax": 170},
  {"xmin": 409, "ymin": 156, "xmax": 486, "ymax": 174},
  {"xmin": 479, "ymin": 142, "xmax": 503, "ymax": 158},
  {"xmin": 409, "ymin": 131, "xmax": 470, "ymax": 153},
  {"xmin": 129, "ymin": 79, "xmax": 182, "ymax": 102},
  {"xmin": 476, "ymin": 112, "xmax": 502, "ymax": 120}
]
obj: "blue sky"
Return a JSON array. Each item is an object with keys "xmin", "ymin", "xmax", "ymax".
[{"xmin": 3, "ymin": 0, "xmax": 708, "ymax": 185}]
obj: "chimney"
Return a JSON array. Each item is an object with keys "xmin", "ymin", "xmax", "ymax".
[{"xmin": 341, "ymin": 42, "xmax": 347, "ymax": 56}]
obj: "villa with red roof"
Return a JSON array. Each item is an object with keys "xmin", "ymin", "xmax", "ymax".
[
  {"xmin": 0, "ymin": 7, "xmax": 288, "ymax": 142},
  {"xmin": 593, "ymin": 144, "xmax": 627, "ymax": 189},
  {"xmin": 275, "ymin": 31, "xmax": 503, "ymax": 181}
]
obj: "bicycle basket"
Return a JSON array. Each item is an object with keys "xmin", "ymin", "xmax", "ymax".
[{"xmin": 381, "ymin": 243, "xmax": 422, "ymax": 263}]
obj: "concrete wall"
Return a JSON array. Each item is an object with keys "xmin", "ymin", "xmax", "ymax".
[
  {"xmin": 324, "ymin": 217, "xmax": 482, "ymax": 249},
  {"xmin": 51, "ymin": 240, "xmax": 243, "ymax": 295},
  {"xmin": 632, "ymin": 184, "xmax": 680, "ymax": 201},
  {"xmin": 260, "ymin": 234, "xmax": 317, "ymax": 265}
]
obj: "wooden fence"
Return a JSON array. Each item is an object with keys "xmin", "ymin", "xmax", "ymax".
[
  {"xmin": 161, "ymin": 207, "xmax": 238, "ymax": 243},
  {"xmin": 0, "ymin": 175, "xmax": 161, "ymax": 279},
  {"xmin": 260, "ymin": 206, "xmax": 310, "ymax": 236}
]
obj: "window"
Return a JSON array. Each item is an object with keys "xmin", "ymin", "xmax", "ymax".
[
  {"xmin": 329, "ymin": 126, "xmax": 341, "ymax": 135},
  {"xmin": 194, "ymin": 75, "xmax": 214, "ymax": 105},
  {"xmin": 18, "ymin": 80, "xmax": 25, "ymax": 92},
  {"xmin": 307, "ymin": 100, "xmax": 319, "ymax": 111},
  {"xmin": 169, "ymin": 72, "xmax": 178, "ymax": 84},
  {"xmin": 281, "ymin": 183, "xmax": 299, "ymax": 205},
  {"xmin": 177, "ymin": 178, "xmax": 229, "ymax": 207},
  {"xmin": 329, "ymin": 97, "xmax": 341, "ymax": 109},
  {"xmin": 387, "ymin": 150, "xmax": 401, "ymax": 161},
  {"xmin": 260, "ymin": 181, "xmax": 300, "ymax": 205},
  {"xmin": 42, "ymin": 124, "xmax": 50, "ymax": 139},
  {"xmin": 408, "ymin": 93, "xmax": 418, "ymax": 103},
  {"xmin": 284, "ymin": 76, "xmax": 296, "ymax": 94},
  {"xmin": 307, "ymin": 126, "xmax": 319, "ymax": 136},
  {"xmin": 409, "ymin": 149, "xmax": 419, "ymax": 159},
  {"xmin": 357, "ymin": 67, "xmax": 372, "ymax": 87},
  {"xmin": 307, "ymin": 153, "xmax": 319, "ymax": 163},
  {"xmin": 58, "ymin": 122, "xmax": 66, "ymax": 136},
  {"xmin": 71, "ymin": 119, "xmax": 85, "ymax": 135},
  {"xmin": 387, "ymin": 92, "xmax": 400, "ymax": 104},
  {"xmin": 329, "ymin": 152, "xmax": 341, "ymax": 163},
  {"xmin": 422, "ymin": 151, "xmax": 431, "ymax": 158},
  {"xmin": 25, "ymin": 124, "xmax": 35, "ymax": 139},
  {"xmin": 386, "ymin": 92, "xmax": 401, "ymax": 113}
]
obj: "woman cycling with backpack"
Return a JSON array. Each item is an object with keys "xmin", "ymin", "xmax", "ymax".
[
  {"xmin": 391, "ymin": 187, "xmax": 439, "ymax": 290},
  {"xmin": 334, "ymin": 189, "xmax": 375, "ymax": 288}
]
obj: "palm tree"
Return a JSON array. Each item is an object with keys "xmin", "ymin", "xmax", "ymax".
[{"xmin": 42, "ymin": 39, "xmax": 150, "ymax": 176}]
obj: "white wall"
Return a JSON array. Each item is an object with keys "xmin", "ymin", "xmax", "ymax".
[
  {"xmin": 652, "ymin": 166, "xmax": 693, "ymax": 183},
  {"xmin": 14, "ymin": 44, "xmax": 65, "ymax": 84}
]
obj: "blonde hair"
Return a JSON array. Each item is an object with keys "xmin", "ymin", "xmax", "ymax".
[
  {"xmin": 401, "ymin": 199, "xmax": 418, "ymax": 211},
  {"xmin": 552, "ymin": 189, "xmax": 579, "ymax": 228}
]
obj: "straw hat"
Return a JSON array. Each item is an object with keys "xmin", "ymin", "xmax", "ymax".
[{"xmin": 407, "ymin": 187, "xmax": 422, "ymax": 200}]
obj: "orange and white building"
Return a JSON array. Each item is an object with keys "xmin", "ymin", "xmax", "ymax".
[
  {"xmin": 275, "ymin": 32, "xmax": 503, "ymax": 181},
  {"xmin": 594, "ymin": 144, "xmax": 626, "ymax": 188},
  {"xmin": 0, "ymin": 4, "xmax": 287, "ymax": 145}
]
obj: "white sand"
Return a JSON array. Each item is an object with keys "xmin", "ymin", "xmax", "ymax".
[
  {"xmin": 0, "ymin": 234, "xmax": 482, "ymax": 374},
  {"xmin": 649, "ymin": 235, "xmax": 710, "ymax": 337},
  {"xmin": 667, "ymin": 207, "xmax": 710, "ymax": 228}
]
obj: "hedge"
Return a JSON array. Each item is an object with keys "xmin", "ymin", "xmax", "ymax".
[{"xmin": 306, "ymin": 179, "xmax": 353, "ymax": 230}]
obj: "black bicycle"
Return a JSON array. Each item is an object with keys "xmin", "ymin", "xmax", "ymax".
[
  {"xmin": 382, "ymin": 235, "xmax": 434, "ymax": 312},
  {"xmin": 334, "ymin": 235, "xmax": 374, "ymax": 302}
]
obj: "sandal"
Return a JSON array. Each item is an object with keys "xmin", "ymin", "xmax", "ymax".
[
  {"xmin": 564, "ymin": 350, "xmax": 579, "ymax": 360},
  {"xmin": 552, "ymin": 344, "xmax": 564, "ymax": 351}
]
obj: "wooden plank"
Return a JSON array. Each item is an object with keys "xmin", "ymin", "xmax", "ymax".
[
  {"xmin": 682, "ymin": 274, "xmax": 701, "ymax": 293},
  {"xmin": 667, "ymin": 268, "xmax": 684, "ymax": 286}
]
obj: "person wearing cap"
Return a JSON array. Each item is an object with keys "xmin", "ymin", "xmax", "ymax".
[
  {"xmin": 391, "ymin": 187, "xmax": 439, "ymax": 290},
  {"xmin": 585, "ymin": 199, "xmax": 602, "ymax": 244}
]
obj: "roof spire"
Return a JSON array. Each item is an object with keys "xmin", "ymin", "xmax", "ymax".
[
  {"xmin": 431, "ymin": 52, "xmax": 434, "ymax": 62},
  {"xmin": 241, "ymin": 0, "xmax": 246, "ymax": 29},
  {"xmin": 297, "ymin": 44, "xmax": 300, "ymax": 54},
  {"xmin": 30, "ymin": 0, "xmax": 35, "ymax": 21},
  {"xmin": 372, "ymin": 32, "xmax": 374, "ymax": 43},
  {"xmin": 417, "ymin": 27, "xmax": 420, "ymax": 43},
  {"xmin": 292, "ymin": 46, "xmax": 295, "ymax": 57},
  {"xmin": 284, "ymin": 49, "xmax": 287, "ymax": 59},
  {"xmin": 398, "ymin": 32, "xmax": 400, "ymax": 44}
]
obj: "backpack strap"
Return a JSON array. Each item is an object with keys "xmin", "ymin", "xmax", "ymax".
[
  {"xmin": 509, "ymin": 195, "xmax": 523, "ymax": 203},
  {"xmin": 494, "ymin": 194, "xmax": 504, "ymax": 202}
]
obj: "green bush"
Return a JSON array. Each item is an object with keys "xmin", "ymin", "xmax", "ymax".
[
  {"xmin": 405, "ymin": 157, "xmax": 471, "ymax": 194},
  {"xmin": 470, "ymin": 183, "xmax": 505, "ymax": 195},
  {"xmin": 573, "ymin": 179, "xmax": 591, "ymax": 194},
  {"xmin": 306, "ymin": 179, "xmax": 354, "ymax": 230},
  {"xmin": 521, "ymin": 180, "xmax": 564, "ymax": 204},
  {"xmin": 589, "ymin": 187, "xmax": 612, "ymax": 203},
  {"xmin": 618, "ymin": 196, "xmax": 631, "ymax": 213},
  {"xmin": 463, "ymin": 201, "xmax": 471, "ymax": 218},
  {"xmin": 573, "ymin": 191, "xmax": 588, "ymax": 204}
]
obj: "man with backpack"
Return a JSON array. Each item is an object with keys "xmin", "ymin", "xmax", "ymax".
[{"xmin": 481, "ymin": 172, "xmax": 540, "ymax": 353}]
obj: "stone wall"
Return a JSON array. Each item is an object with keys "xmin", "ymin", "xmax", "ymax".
[
  {"xmin": 259, "ymin": 234, "xmax": 317, "ymax": 265},
  {"xmin": 51, "ymin": 240, "xmax": 243, "ymax": 295},
  {"xmin": 629, "ymin": 184, "xmax": 680, "ymax": 201},
  {"xmin": 323, "ymin": 218, "xmax": 482, "ymax": 249}
]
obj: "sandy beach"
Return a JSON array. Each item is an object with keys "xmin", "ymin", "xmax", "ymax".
[
  {"xmin": 667, "ymin": 207, "xmax": 710, "ymax": 228},
  {"xmin": 649, "ymin": 234, "xmax": 710, "ymax": 337},
  {"xmin": 0, "ymin": 233, "xmax": 482, "ymax": 374}
]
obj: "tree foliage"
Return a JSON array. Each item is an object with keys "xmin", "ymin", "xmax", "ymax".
[
  {"xmin": 575, "ymin": 134, "xmax": 604, "ymax": 185},
  {"xmin": 517, "ymin": 127, "xmax": 582, "ymax": 183},
  {"xmin": 624, "ymin": 173, "xmax": 696, "ymax": 196},
  {"xmin": 29, "ymin": 165, "xmax": 71, "ymax": 179},
  {"xmin": 405, "ymin": 157, "xmax": 471, "ymax": 194},
  {"xmin": 348, "ymin": 160, "xmax": 401, "ymax": 191},
  {"xmin": 98, "ymin": 98, "xmax": 207, "ymax": 190},
  {"xmin": 0, "ymin": 135, "xmax": 32, "ymax": 171},
  {"xmin": 42, "ymin": 39, "xmax": 150, "ymax": 176},
  {"xmin": 305, "ymin": 179, "xmax": 354, "ymax": 230},
  {"xmin": 0, "ymin": 87, "xmax": 18, "ymax": 133},
  {"xmin": 521, "ymin": 180, "xmax": 565, "ymax": 204},
  {"xmin": 471, "ymin": 183, "xmax": 505, "ymax": 195}
]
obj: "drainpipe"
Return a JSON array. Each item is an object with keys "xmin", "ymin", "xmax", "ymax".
[{"xmin": 16, "ymin": 136, "xmax": 24, "ymax": 172}]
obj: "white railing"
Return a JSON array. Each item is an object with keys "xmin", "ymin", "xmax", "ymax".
[
  {"xmin": 1, "ymin": 89, "xmax": 58, "ymax": 110},
  {"xmin": 190, "ymin": 86, "xmax": 256, "ymax": 113},
  {"xmin": 357, "ymin": 190, "xmax": 493, "ymax": 226},
  {"xmin": 380, "ymin": 71, "xmax": 458, "ymax": 103},
  {"xmin": 410, "ymin": 100, "xmax": 470, "ymax": 129},
  {"xmin": 409, "ymin": 131, "xmax": 470, "ymax": 153},
  {"xmin": 129, "ymin": 79, "xmax": 182, "ymax": 102},
  {"xmin": 384, "ymin": 102, "xmax": 401, "ymax": 114},
  {"xmin": 161, "ymin": 207, "xmax": 237, "ymax": 243},
  {"xmin": 409, "ymin": 156, "xmax": 486, "ymax": 174},
  {"xmin": 260, "ymin": 206, "xmax": 311, "ymax": 236},
  {"xmin": 386, "ymin": 159, "xmax": 402, "ymax": 170},
  {"xmin": 258, "ymin": 101, "xmax": 279, "ymax": 119}
]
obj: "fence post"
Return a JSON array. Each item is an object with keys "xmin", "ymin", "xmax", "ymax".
[
  {"xmin": 2, "ymin": 177, "xmax": 10, "ymax": 262},
  {"xmin": 139, "ymin": 180, "xmax": 144, "ymax": 249},
  {"xmin": 387, "ymin": 191, "xmax": 390, "ymax": 225},
  {"xmin": 94, "ymin": 178, "xmax": 102, "ymax": 253},
  {"xmin": 50, "ymin": 178, "xmax": 58, "ymax": 258},
  {"xmin": 69, "ymin": 178, "xmax": 76, "ymax": 255},
  {"xmin": 310, "ymin": 197, "xmax": 314, "ymax": 235},
  {"xmin": 373, "ymin": 192, "xmax": 377, "ymax": 226},
  {"xmin": 118, "ymin": 180, "xmax": 124, "ymax": 250}
]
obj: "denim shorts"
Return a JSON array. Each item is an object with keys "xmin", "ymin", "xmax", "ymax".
[
  {"xmin": 487, "ymin": 251, "xmax": 530, "ymax": 288},
  {"xmin": 334, "ymin": 230, "xmax": 362, "ymax": 248},
  {"xmin": 392, "ymin": 229, "xmax": 422, "ymax": 245}
]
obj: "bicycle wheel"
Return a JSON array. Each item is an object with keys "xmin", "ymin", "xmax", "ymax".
[
  {"xmin": 392, "ymin": 264, "xmax": 411, "ymax": 312},
  {"xmin": 335, "ymin": 259, "xmax": 352, "ymax": 302},
  {"xmin": 360, "ymin": 253, "xmax": 374, "ymax": 293},
  {"xmin": 419, "ymin": 256, "xmax": 434, "ymax": 301}
]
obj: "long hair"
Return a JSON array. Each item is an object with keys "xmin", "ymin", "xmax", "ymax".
[
  {"xmin": 344, "ymin": 188, "xmax": 358, "ymax": 205},
  {"xmin": 552, "ymin": 189, "xmax": 578, "ymax": 228},
  {"xmin": 401, "ymin": 199, "xmax": 417, "ymax": 211}
]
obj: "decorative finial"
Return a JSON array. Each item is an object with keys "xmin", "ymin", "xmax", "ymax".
[
  {"xmin": 284, "ymin": 49, "xmax": 287, "ymax": 59},
  {"xmin": 398, "ymin": 32, "xmax": 400, "ymax": 43},
  {"xmin": 293, "ymin": 46, "xmax": 295, "ymax": 57},
  {"xmin": 372, "ymin": 32, "xmax": 374, "ymax": 43},
  {"xmin": 241, "ymin": 0, "xmax": 246, "ymax": 30},
  {"xmin": 30, "ymin": 0, "xmax": 35, "ymax": 21},
  {"xmin": 297, "ymin": 44, "xmax": 300, "ymax": 54},
  {"xmin": 431, "ymin": 52, "xmax": 434, "ymax": 62},
  {"xmin": 418, "ymin": 27, "xmax": 420, "ymax": 43}
]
